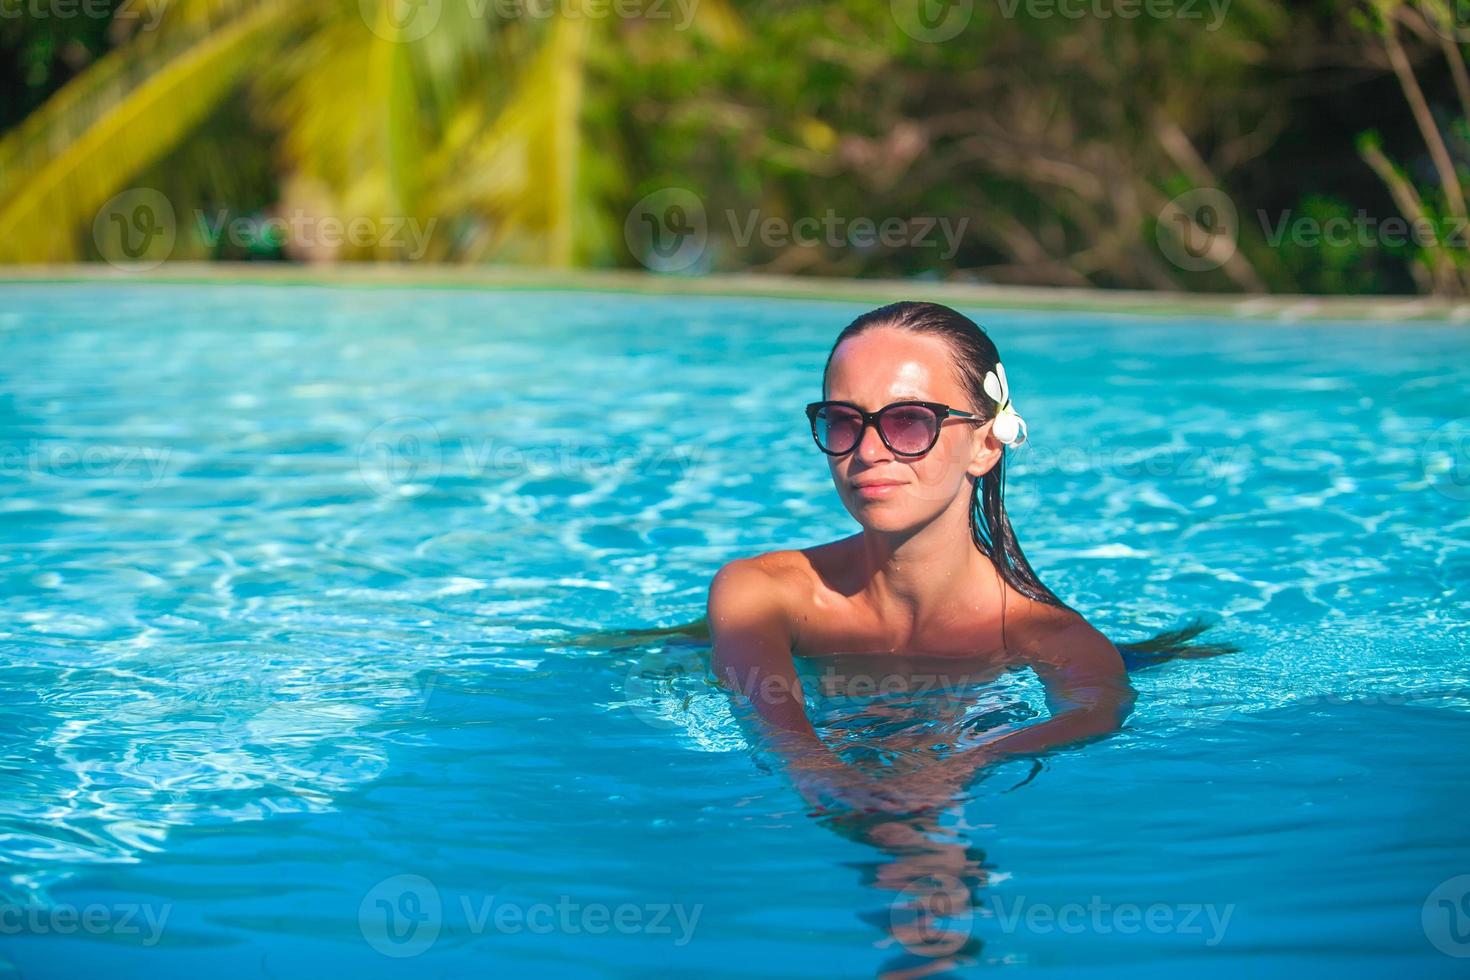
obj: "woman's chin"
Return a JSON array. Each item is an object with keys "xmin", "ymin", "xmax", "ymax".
[{"xmin": 845, "ymin": 500, "xmax": 920, "ymax": 532}]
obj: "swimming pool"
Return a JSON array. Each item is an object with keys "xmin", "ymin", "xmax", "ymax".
[{"xmin": 0, "ymin": 283, "xmax": 1466, "ymax": 977}]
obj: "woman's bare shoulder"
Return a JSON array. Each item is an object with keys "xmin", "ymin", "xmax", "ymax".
[
  {"xmin": 710, "ymin": 536, "xmax": 856, "ymax": 588},
  {"xmin": 706, "ymin": 538, "xmax": 853, "ymax": 629},
  {"xmin": 707, "ymin": 549, "xmax": 811, "ymax": 628},
  {"xmin": 1005, "ymin": 591, "xmax": 1123, "ymax": 674}
]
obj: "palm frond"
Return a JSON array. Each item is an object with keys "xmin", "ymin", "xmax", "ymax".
[
  {"xmin": 424, "ymin": 11, "xmax": 591, "ymax": 265},
  {"xmin": 0, "ymin": 0, "xmax": 301, "ymax": 262}
]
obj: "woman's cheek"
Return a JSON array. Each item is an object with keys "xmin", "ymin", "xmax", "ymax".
[{"xmin": 907, "ymin": 456, "xmax": 964, "ymax": 505}]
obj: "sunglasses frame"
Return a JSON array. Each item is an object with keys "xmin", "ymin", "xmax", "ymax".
[{"xmin": 804, "ymin": 399, "xmax": 985, "ymax": 458}]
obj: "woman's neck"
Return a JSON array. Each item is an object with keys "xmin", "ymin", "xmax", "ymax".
[{"xmin": 854, "ymin": 495, "xmax": 1002, "ymax": 635}]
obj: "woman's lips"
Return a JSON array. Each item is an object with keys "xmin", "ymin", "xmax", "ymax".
[{"xmin": 852, "ymin": 480, "xmax": 904, "ymax": 500}]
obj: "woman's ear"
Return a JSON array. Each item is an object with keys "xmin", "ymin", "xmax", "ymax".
[{"xmin": 966, "ymin": 424, "xmax": 1002, "ymax": 479}]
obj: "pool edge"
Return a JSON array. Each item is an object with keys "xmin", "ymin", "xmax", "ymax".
[{"xmin": 1, "ymin": 263, "xmax": 1467, "ymax": 324}]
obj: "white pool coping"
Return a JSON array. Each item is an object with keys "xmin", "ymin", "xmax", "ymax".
[{"xmin": 3, "ymin": 263, "xmax": 1468, "ymax": 324}]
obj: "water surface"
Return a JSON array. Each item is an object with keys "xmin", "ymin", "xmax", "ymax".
[{"xmin": 0, "ymin": 284, "xmax": 1467, "ymax": 977}]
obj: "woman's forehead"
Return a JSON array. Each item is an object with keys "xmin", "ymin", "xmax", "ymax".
[{"xmin": 825, "ymin": 329, "xmax": 965, "ymax": 402}]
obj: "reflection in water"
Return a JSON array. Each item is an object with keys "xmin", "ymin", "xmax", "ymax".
[
  {"xmin": 607, "ymin": 619, "xmax": 1247, "ymax": 972},
  {"xmin": 820, "ymin": 752, "xmax": 1043, "ymax": 977},
  {"xmin": 833, "ymin": 807, "xmax": 989, "ymax": 976},
  {"xmin": 617, "ymin": 635, "xmax": 1051, "ymax": 974},
  {"xmin": 802, "ymin": 661, "xmax": 1046, "ymax": 976}
]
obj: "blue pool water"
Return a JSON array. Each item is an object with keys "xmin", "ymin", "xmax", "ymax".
[{"xmin": 0, "ymin": 283, "xmax": 1467, "ymax": 978}]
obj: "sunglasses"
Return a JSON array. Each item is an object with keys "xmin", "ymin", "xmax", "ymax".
[{"xmin": 805, "ymin": 400, "xmax": 985, "ymax": 458}]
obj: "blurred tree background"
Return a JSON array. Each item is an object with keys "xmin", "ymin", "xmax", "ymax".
[{"xmin": 0, "ymin": 0, "xmax": 1465, "ymax": 295}]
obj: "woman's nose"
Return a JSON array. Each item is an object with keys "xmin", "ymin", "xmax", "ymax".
[{"xmin": 855, "ymin": 420, "xmax": 891, "ymax": 462}]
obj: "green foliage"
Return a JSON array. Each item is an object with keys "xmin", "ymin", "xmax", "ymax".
[
  {"xmin": 1270, "ymin": 195, "xmax": 1386, "ymax": 295},
  {"xmin": 0, "ymin": 0, "xmax": 122, "ymax": 130},
  {"xmin": 0, "ymin": 0, "xmax": 1463, "ymax": 294}
]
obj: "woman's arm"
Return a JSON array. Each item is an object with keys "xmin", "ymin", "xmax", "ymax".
[
  {"xmin": 709, "ymin": 564, "xmax": 1132, "ymax": 810},
  {"xmin": 979, "ymin": 612, "xmax": 1134, "ymax": 755},
  {"xmin": 909, "ymin": 608, "xmax": 1136, "ymax": 789},
  {"xmin": 707, "ymin": 560, "xmax": 929, "ymax": 813}
]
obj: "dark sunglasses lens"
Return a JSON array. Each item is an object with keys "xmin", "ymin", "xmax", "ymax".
[
  {"xmin": 814, "ymin": 405, "xmax": 864, "ymax": 454},
  {"xmin": 879, "ymin": 405, "xmax": 940, "ymax": 455}
]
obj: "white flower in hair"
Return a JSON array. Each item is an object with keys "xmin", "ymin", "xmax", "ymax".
[{"xmin": 982, "ymin": 362, "xmax": 1028, "ymax": 448}]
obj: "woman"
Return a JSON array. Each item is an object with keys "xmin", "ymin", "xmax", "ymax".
[
  {"xmin": 707, "ymin": 300, "xmax": 1228, "ymax": 818},
  {"xmin": 583, "ymin": 301, "xmax": 1231, "ymax": 970}
]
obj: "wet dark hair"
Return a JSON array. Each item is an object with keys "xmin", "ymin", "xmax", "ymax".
[{"xmin": 822, "ymin": 300, "xmax": 1070, "ymax": 611}]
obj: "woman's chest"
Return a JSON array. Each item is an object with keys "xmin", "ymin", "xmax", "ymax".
[
  {"xmin": 793, "ymin": 647, "xmax": 1011, "ymax": 699},
  {"xmin": 790, "ymin": 598, "xmax": 1010, "ymax": 664}
]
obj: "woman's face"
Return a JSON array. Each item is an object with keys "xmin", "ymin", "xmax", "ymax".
[{"xmin": 821, "ymin": 327, "xmax": 1000, "ymax": 533}]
